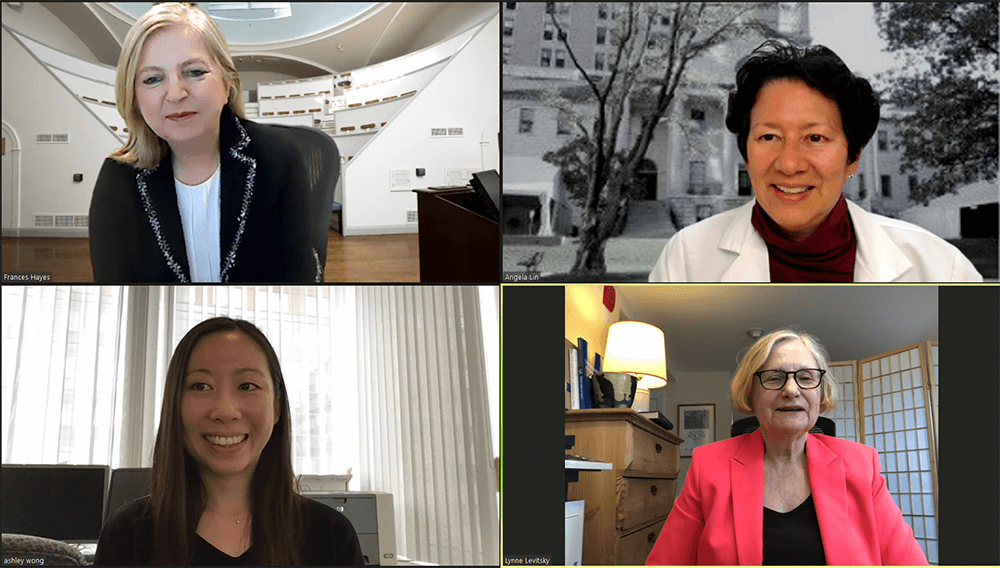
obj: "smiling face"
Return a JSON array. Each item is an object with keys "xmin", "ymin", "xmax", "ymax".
[
  {"xmin": 181, "ymin": 330, "xmax": 279, "ymax": 483},
  {"xmin": 746, "ymin": 78, "xmax": 859, "ymax": 241},
  {"xmin": 134, "ymin": 25, "xmax": 229, "ymax": 152},
  {"xmin": 751, "ymin": 338, "xmax": 822, "ymax": 438}
]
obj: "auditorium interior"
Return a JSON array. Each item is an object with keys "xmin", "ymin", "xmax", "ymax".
[{"xmin": 1, "ymin": 2, "xmax": 500, "ymax": 282}]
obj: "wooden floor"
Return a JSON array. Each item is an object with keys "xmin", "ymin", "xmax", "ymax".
[{"xmin": 1, "ymin": 230, "xmax": 419, "ymax": 283}]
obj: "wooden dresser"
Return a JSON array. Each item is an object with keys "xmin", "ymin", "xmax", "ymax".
[{"xmin": 566, "ymin": 408, "xmax": 683, "ymax": 565}]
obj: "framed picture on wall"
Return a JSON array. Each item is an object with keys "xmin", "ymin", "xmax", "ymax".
[{"xmin": 677, "ymin": 403, "xmax": 715, "ymax": 458}]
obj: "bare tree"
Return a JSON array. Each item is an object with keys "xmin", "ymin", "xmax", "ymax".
[{"xmin": 541, "ymin": 2, "xmax": 774, "ymax": 277}]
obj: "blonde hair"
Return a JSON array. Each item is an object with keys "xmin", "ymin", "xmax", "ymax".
[
  {"xmin": 731, "ymin": 328, "xmax": 838, "ymax": 414},
  {"xmin": 108, "ymin": 2, "xmax": 245, "ymax": 170}
]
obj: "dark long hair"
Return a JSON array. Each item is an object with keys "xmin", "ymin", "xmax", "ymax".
[
  {"xmin": 726, "ymin": 39, "xmax": 881, "ymax": 166},
  {"xmin": 149, "ymin": 317, "xmax": 303, "ymax": 565}
]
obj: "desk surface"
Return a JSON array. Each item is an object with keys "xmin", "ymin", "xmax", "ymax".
[{"xmin": 565, "ymin": 459, "xmax": 613, "ymax": 471}]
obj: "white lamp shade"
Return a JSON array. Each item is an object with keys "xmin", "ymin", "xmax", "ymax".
[{"xmin": 603, "ymin": 321, "xmax": 667, "ymax": 389}]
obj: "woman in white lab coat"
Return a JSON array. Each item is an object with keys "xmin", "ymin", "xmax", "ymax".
[{"xmin": 648, "ymin": 40, "xmax": 982, "ymax": 282}]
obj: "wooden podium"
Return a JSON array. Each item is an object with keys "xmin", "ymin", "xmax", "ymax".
[{"xmin": 413, "ymin": 186, "xmax": 499, "ymax": 282}]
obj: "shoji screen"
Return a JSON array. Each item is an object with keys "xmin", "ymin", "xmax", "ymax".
[
  {"xmin": 823, "ymin": 361, "xmax": 859, "ymax": 443},
  {"xmin": 860, "ymin": 344, "xmax": 939, "ymax": 564},
  {"xmin": 927, "ymin": 341, "xmax": 939, "ymax": 453}
]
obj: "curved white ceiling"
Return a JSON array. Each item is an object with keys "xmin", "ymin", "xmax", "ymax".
[{"xmin": 111, "ymin": 2, "xmax": 377, "ymax": 44}]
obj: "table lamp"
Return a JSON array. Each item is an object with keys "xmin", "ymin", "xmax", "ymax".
[{"xmin": 603, "ymin": 321, "xmax": 667, "ymax": 412}]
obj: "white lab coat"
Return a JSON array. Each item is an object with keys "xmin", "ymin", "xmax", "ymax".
[{"xmin": 648, "ymin": 199, "xmax": 983, "ymax": 282}]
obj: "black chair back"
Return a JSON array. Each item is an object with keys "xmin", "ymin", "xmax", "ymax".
[
  {"xmin": 282, "ymin": 124, "xmax": 340, "ymax": 280},
  {"xmin": 730, "ymin": 416, "xmax": 836, "ymax": 438},
  {"xmin": 105, "ymin": 468, "xmax": 152, "ymax": 524}
]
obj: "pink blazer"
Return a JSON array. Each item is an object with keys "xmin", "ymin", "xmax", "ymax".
[{"xmin": 646, "ymin": 429, "xmax": 928, "ymax": 565}]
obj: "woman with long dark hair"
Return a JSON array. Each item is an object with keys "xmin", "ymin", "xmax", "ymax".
[{"xmin": 96, "ymin": 317, "xmax": 363, "ymax": 565}]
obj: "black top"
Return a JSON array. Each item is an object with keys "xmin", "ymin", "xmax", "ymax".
[
  {"xmin": 762, "ymin": 495, "xmax": 827, "ymax": 565},
  {"xmin": 94, "ymin": 495, "xmax": 364, "ymax": 566},
  {"xmin": 89, "ymin": 105, "xmax": 339, "ymax": 283}
]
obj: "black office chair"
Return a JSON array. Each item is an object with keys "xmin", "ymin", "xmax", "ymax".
[
  {"xmin": 280, "ymin": 124, "xmax": 340, "ymax": 281},
  {"xmin": 730, "ymin": 415, "xmax": 836, "ymax": 438}
]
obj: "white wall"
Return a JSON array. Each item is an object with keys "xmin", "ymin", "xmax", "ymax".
[
  {"xmin": 239, "ymin": 70, "xmax": 303, "ymax": 95},
  {"xmin": 341, "ymin": 12, "xmax": 499, "ymax": 235},
  {"xmin": 0, "ymin": 3, "xmax": 98, "ymax": 61},
  {"xmin": 407, "ymin": 3, "xmax": 498, "ymax": 53},
  {"xmin": 1, "ymin": 26, "xmax": 122, "ymax": 235},
  {"xmin": 900, "ymin": 206, "xmax": 961, "ymax": 240},
  {"xmin": 900, "ymin": 180, "xmax": 998, "ymax": 240},
  {"xmin": 564, "ymin": 285, "xmax": 635, "ymax": 369},
  {"xmin": 650, "ymin": 370, "xmax": 735, "ymax": 492}
]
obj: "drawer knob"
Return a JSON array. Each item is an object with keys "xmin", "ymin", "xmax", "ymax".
[
  {"xmin": 650, "ymin": 485, "xmax": 658, "ymax": 496},
  {"xmin": 655, "ymin": 443, "xmax": 662, "ymax": 453},
  {"xmin": 648, "ymin": 532, "xmax": 656, "ymax": 545}
]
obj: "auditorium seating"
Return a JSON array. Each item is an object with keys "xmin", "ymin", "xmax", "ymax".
[{"xmin": 7, "ymin": 11, "xmax": 494, "ymax": 238}]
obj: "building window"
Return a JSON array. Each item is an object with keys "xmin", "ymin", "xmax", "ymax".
[
  {"xmin": 689, "ymin": 161, "xmax": 706, "ymax": 194},
  {"xmin": 597, "ymin": 27, "xmax": 606, "ymax": 45},
  {"xmin": 543, "ymin": 22, "xmax": 554, "ymax": 41},
  {"xmin": 909, "ymin": 175, "xmax": 918, "ymax": 195},
  {"xmin": 881, "ymin": 175, "xmax": 891, "ymax": 198},
  {"xmin": 540, "ymin": 48, "xmax": 551, "ymax": 67},
  {"xmin": 661, "ymin": 15, "xmax": 670, "ymax": 26},
  {"xmin": 505, "ymin": 2, "xmax": 516, "ymax": 10},
  {"xmin": 858, "ymin": 173, "xmax": 866, "ymax": 197},
  {"xmin": 647, "ymin": 33, "xmax": 657, "ymax": 48},
  {"xmin": 555, "ymin": 49, "xmax": 566, "ymax": 68},
  {"xmin": 598, "ymin": 3, "xmax": 608, "ymax": 19},
  {"xmin": 691, "ymin": 108, "xmax": 705, "ymax": 121},
  {"xmin": 503, "ymin": 43, "xmax": 512, "ymax": 64},
  {"xmin": 595, "ymin": 52, "xmax": 605, "ymax": 71},
  {"xmin": 519, "ymin": 108, "xmax": 534, "ymax": 134},
  {"xmin": 557, "ymin": 110, "xmax": 572, "ymax": 135},
  {"xmin": 504, "ymin": 17, "xmax": 514, "ymax": 37},
  {"xmin": 738, "ymin": 169, "xmax": 752, "ymax": 196},
  {"xmin": 878, "ymin": 130, "xmax": 888, "ymax": 151}
]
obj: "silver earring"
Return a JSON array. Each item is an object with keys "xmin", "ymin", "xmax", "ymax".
[{"xmin": 848, "ymin": 174, "xmax": 855, "ymax": 179}]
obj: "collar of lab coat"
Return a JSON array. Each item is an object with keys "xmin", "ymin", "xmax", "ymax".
[{"xmin": 717, "ymin": 198, "xmax": 915, "ymax": 282}]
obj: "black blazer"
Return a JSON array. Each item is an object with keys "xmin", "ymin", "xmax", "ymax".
[{"xmin": 90, "ymin": 106, "xmax": 339, "ymax": 282}]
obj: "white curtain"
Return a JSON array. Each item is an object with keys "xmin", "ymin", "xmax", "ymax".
[
  {"xmin": 1, "ymin": 286, "xmax": 360, "ymax": 478},
  {"xmin": 356, "ymin": 286, "xmax": 499, "ymax": 565},
  {"xmin": 150, "ymin": 286, "xmax": 361, "ymax": 480},
  {"xmin": 3, "ymin": 285, "xmax": 499, "ymax": 565},
  {"xmin": 2, "ymin": 286, "xmax": 128, "ymax": 465}
]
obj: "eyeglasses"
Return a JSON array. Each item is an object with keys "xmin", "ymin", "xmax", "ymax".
[{"xmin": 754, "ymin": 369, "xmax": 825, "ymax": 390}]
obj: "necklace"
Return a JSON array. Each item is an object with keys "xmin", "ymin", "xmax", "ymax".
[{"xmin": 210, "ymin": 508, "xmax": 249, "ymax": 526}]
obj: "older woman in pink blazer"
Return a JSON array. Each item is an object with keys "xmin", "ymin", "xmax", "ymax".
[{"xmin": 647, "ymin": 329, "xmax": 927, "ymax": 565}]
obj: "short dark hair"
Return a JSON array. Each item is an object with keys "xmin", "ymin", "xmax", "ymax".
[{"xmin": 725, "ymin": 40, "xmax": 880, "ymax": 166}]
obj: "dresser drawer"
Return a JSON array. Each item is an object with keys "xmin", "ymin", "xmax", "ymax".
[
  {"xmin": 617, "ymin": 518, "xmax": 665, "ymax": 565},
  {"xmin": 626, "ymin": 422, "xmax": 679, "ymax": 476},
  {"xmin": 618, "ymin": 477, "xmax": 676, "ymax": 532},
  {"xmin": 565, "ymin": 409, "xmax": 683, "ymax": 565}
]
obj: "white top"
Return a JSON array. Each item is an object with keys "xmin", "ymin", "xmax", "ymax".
[
  {"xmin": 648, "ymin": 198, "xmax": 983, "ymax": 282},
  {"xmin": 174, "ymin": 164, "xmax": 222, "ymax": 282}
]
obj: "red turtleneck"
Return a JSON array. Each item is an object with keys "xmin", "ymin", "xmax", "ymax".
[{"xmin": 750, "ymin": 194, "xmax": 857, "ymax": 282}]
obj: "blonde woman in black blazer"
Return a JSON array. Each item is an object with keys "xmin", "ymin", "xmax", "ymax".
[{"xmin": 89, "ymin": 3, "xmax": 337, "ymax": 283}]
